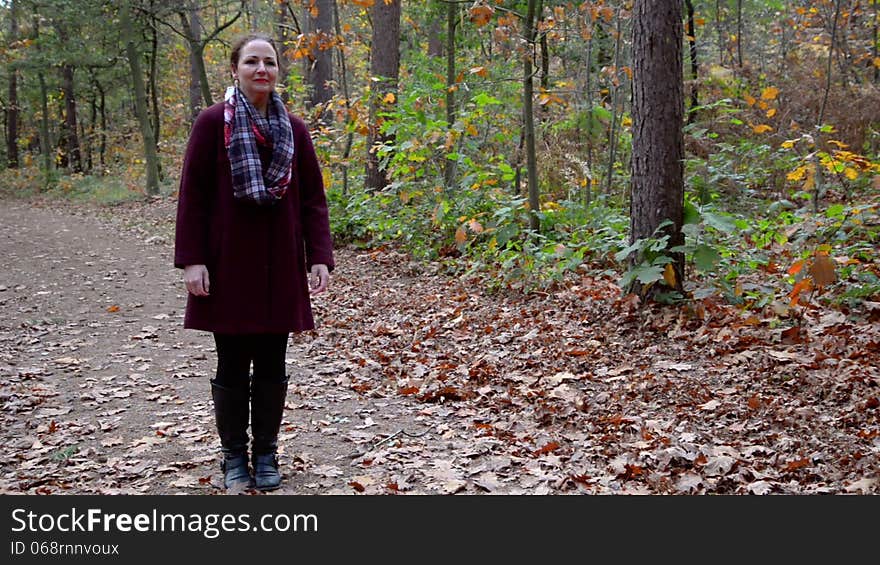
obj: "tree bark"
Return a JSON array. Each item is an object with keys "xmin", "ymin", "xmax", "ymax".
[
  {"xmin": 6, "ymin": 0, "xmax": 20, "ymax": 168},
  {"xmin": 333, "ymin": 0, "xmax": 354, "ymax": 194},
  {"xmin": 523, "ymin": 0, "xmax": 540, "ymax": 232},
  {"xmin": 61, "ymin": 63, "xmax": 82, "ymax": 173},
  {"xmin": 630, "ymin": 0, "xmax": 685, "ymax": 296},
  {"xmin": 736, "ymin": 0, "xmax": 743, "ymax": 68},
  {"xmin": 187, "ymin": 1, "xmax": 203, "ymax": 122},
  {"xmin": 604, "ymin": 6, "xmax": 623, "ymax": 195},
  {"xmin": 306, "ymin": 0, "xmax": 335, "ymax": 123},
  {"xmin": 121, "ymin": 1, "xmax": 160, "ymax": 196},
  {"xmin": 365, "ymin": 0, "xmax": 400, "ymax": 191},
  {"xmin": 149, "ymin": 4, "xmax": 162, "ymax": 157},
  {"xmin": 444, "ymin": 0, "xmax": 457, "ymax": 192}
]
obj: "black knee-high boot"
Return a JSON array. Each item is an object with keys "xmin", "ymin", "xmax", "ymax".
[
  {"xmin": 211, "ymin": 379, "xmax": 253, "ymax": 490},
  {"xmin": 250, "ymin": 376, "xmax": 289, "ymax": 491}
]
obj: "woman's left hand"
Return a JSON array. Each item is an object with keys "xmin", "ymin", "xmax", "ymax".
[{"xmin": 309, "ymin": 264, "xmax": 330, "ymax": 294}]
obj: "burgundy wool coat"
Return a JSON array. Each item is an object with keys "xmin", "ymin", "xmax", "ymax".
[{"xmin": 174, "ymin": 102, "xmax": 335, "ymax": 334}]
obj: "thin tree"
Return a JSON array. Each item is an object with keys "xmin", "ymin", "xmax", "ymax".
[
  {"xmin": 121, "ymin": 0, "xmax": 160, "ymax": 196},
  {"xmin": 305, "ymin": 0, "xmax": 334, "ymax": 124},
  {"xmin": 523, "ymin": 0, "xmax": 540, "ymax": 232},
  {"xmin": 365, "ymin": 0, "xmax": 400, "ymax": 191},
  {"xmin": 629, "ymin": 0, "xmax": 685, "ymax": 296},
  {"xmin": 444, "ymin": 0, "xmax": 458, "ymax": 192},
  {"xmin": 168, "ymin": 1, "xmax": 243, "ymax": 108},
  {"xmin": 5, "ymin": 0, "xmax": 20, "ymax": 168}
]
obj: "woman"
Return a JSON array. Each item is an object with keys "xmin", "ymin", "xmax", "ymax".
[{"xmin": 174, "ymin": 33, "xmax": 334, "ymax": 491}]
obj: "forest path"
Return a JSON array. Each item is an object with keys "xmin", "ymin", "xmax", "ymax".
[{"xmin": 0, "ymin": 196, "xmax": 877, "ymax": 495}]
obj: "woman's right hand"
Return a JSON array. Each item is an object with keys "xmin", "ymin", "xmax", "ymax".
[{"xmin": 183, "ymin": 264, "xmax": 210, "ymax": 296}]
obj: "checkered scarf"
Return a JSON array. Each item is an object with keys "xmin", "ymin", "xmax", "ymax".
[{"xmin": 223, "ymin": 86, "xmax": 294, "ymax": 205}]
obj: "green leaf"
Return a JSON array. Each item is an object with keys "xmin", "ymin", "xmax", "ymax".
[
  {"xmin": 633, "ymin": 264, "xmax": 665, "ymax": 285},
  {"xmin": 703, "ymin": 211, "xmax": 737, "ymax": 233},
  {"xmin": 684, "ymin": 200, "xmax": 701, "ymax": 225},
  {"xmin": 693, "ymin": 244, "xmax": 722, "ymax": 271},
  {"xmin": 825, "ymin": 204, "xmax": 845, "ymax": 219}
]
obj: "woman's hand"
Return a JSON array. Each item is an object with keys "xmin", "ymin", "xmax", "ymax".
[
  {"xmin": 183, "ymin": 264, "xmax": 210, "ymax": 296},
  {"xmin": 309, "ymin": 264, "xmax": 330, "ymax": 294}
]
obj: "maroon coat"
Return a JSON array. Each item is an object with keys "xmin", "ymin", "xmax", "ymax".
[{"xmin": 174, "ymin": 102, "xmax": 334, "ymax": 334}]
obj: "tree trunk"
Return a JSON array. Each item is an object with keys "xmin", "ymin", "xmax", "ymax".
[
  {"xmin": 187, "ymin": 1, "xmax": 203, "ymax": 122},
  {"xmin": 874, "ymin": 0, "xmax": 878, "ymax": 84},
  {"xmin": 333, "ymin": 0, "xmax": 354, "ymax": 194},
  {"xmin": 6, "ymin": 0, "xmax": 20, "ymax": 168},
  {"xmin": 427, "ymin": 2, "xmax": 443, "ymax": 58},
  {"xmin": 604, "ymin": 6, "xmax": 623, "ymax": 195},
  {"xmin": 307, "ymin": 0, "xmax": 335, "ymax": 123},
  {"xmin": 523, "ymin": 0, "xmax": 540, "ymax": 232},
  {"xmin": 276, "ymin": 0, "xmax": 294, "ymax": 104},
  {"xmin": 630, "ymin": 0, "xmax": 685, "ymax": 296},
  {"xmin": 149, "ymin": 6, "xmax": 162, "ymax": 154},
  {"xmin": 715, "ymin": 0, "xmax": 724, "ymax": 66},
  {"xmin": 444, "ymin": 0, "xmax": 457, "ymax": 192},
  {"xmin": 61, "ymin": 63, "xmax": 82, "ymax": 173},
  {"xmin": 38, "ymin": 71, "xmax": 52, "ymax": 175},
  {"xmin": 736, "ymin": 0, "xmax": 743, "ymax": 68},
  {"xmin": 685, "ymin": 0, "xmax": 699, "ymax": 123},
  {"xmin": 96, "ymin": 80, "xmax": 107, "ymax": 172},
  {"xmin": 365, "ymin": 0, "xmax": 400, "ymax": 191},
  {"xmin": 121, "ymin": 1, "xmax": 160, "ymax": 196}
]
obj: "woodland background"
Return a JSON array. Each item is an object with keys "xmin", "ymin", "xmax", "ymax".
[
  {"xmin": 1, "ymin": 0, "xmax": 878, "ymax": 303},
  {"xmin": 0, "ymin": 1, "xmax": 878, "ymax": 494}
]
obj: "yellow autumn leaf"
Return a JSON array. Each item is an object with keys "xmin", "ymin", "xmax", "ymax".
[
  {"xmin": 469, "ymin": 66, "xmax": 488, "ymax": 77},
  {"xmin": 663, "ymin": 264, "xmax": 677, "ymax": 288},
  {"xmin": 844, "ymin": 167, "xmax": 858, "ymax": 181},
  {"xmin": 787, "ymin": 166, "xmax": 806, "ymax": 182},
  {"xmin": 874, "ymin": 57, "xmax": 880, "ymax": 69},
  {"xmin": 758, "ymin": 100, "xmax": 769, "ymax": 110},
  {"xmin": 761, "ymin": 86, "xmax": 780, "ymax": 100},
  {"xmin": 828, "ymin": 139, "xmax": 848, "ymax": 149},
  {"xmin": 382, "ymin": 92, "xmax": 396, "ymax": 104},
  {"xmin": 695, "ymin": 17, "xmax": 706, "ymax": 26},
  {"xmin": 744, "ymin": 93, "xmax": 756, "ymax": 106},
  {"xmin": 455, "ymin": 226, "xmax": 468, "ymax": 244},
  {"xmin": 766, "ymin": 108, "xmax": 777, "ymax": 118},
  {"xmin": 752, "ymin": 124, "xmax": 773, "ymax": 134},
  {"xmin": 781, "ymin": 139, "xmax": 797, "ymax": 148}
]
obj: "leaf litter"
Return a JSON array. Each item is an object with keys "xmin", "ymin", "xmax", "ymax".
[{"xmin": 0, "ymin": 197, "xmax": 877, "ymax": 494}]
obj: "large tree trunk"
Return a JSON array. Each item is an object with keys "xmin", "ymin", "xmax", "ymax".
[
  {"xmin": 306, "ymin": 0, "xmax": 335, "ymax": 123},
  {"xmin": 6, "ymin": 0, "xmax": 19, "ymax": 169},
  {"xmin": 523, "ymin": 0, "xmax": 540, "ymax": 232},
  {"xmin": 365, "ymin": 0, "xmax": 400, "ymax": 191},
  {"xmin": 629, "ymin": 0, "xmax": 685, "ymax": 296},
  {"xmin": 121, "ymin": 1, "xmax": 160, "ymax": 196}
]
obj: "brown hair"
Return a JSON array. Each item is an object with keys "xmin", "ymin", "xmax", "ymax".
[{"xmin": 229, "ymin": 32, "xmax": 280, "ymax": 68}]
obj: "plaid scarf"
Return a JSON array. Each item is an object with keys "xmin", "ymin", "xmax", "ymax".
[{"xmin": 223, "ymin": 86, "xmax": 294, "ymax": 205}]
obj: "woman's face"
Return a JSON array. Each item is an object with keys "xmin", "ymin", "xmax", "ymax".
[{"xmin": 232, "ymin": 40, "xmax": 278, "ymax": 106}]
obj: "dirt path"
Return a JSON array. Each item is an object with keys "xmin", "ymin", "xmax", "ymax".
[
  {"xmin": 0, "ymin": 200, "xmax": 434, "ymax": 494},
  {"xmin": 1, "ymin": 197, "xmax": 878, "ymax": 495}
]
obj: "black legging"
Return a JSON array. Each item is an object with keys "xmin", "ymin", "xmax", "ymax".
[{"xmin": 212, "ymin": 333, "xmax": 289, "ymax": 387}]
